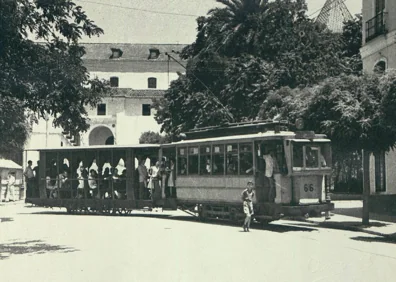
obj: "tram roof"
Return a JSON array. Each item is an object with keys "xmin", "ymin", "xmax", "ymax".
[
  {"xmin": 25, "ymin": 143, "xmax": 160, "ymax": 152},
  {"xmin": 163, "ymin": 131, "xmax": 330, "ymax": 146}
]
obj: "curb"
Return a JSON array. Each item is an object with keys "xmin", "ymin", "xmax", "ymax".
[{"xmin": 301, "ymin": 218, "xmax": 396, "ymax": 240}]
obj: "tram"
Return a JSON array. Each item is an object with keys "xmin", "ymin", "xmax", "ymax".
[{"xmin": 25, "ymin": 121, "xmax": 334, "ymax": 222}]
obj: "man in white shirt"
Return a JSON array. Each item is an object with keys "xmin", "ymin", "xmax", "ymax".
[{"xmin": 5, "ymin": 172, "xmax": 16, "ymax": 202}]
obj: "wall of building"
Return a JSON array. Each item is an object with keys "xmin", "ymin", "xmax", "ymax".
[
  {"xmin": 361, "ymin": 0, "xmax": 396, "ymax": 72},
  {"xmin": 91, "ymin": 71, "xmax": 179, "ymax": 89},
  {"xmin": 362, "ymin": 0, "xmax": 396, "ymax": 44},
  {"xmin": 361, "ymin": 0, "xmax": 396, "ymax": 196}
]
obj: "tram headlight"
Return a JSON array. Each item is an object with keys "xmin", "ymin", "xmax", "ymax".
[{"xmin": 295, "ymin": 118, "xmax": 304, "ymax": 130}]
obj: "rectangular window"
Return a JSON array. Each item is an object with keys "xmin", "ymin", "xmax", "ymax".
[
  {"xmin": 188, "ymin": 147, "xmax": 199, "ymax": 175},
  {"xmin": 239, "ymin": 143, "xmax": 253, "ymax": 175},
  {"xmin": 212, "ymin": 145, "xmax": 225, "ymax": 175},
  {"xmin": 148, "ymin": 77, "xmax": 157, "ymax": 89},
  {"xmin": 200, "ymin": 146, "xmax": 211, "ymax": 175},
  {"xmin": 226, "ymin": 144, "xmax": 238, "ymax": 175},
  {"xmin": 375, "ymin": 151, "xmax": 386, "ymax": 192},
  {"xmin": 177, "ymin": 148, "xmax": 187, "ymax": 175},
  {"xmin": 293, "ymin": 143, "xmax": 304, "ymax": 170},
  {"xmin": 97, "ymin": 104, "xmax": 106, "ymax": 116},
  {"xmin": 110, "ymin": 76, "xmax": 119, "ymax": 87},
  {"xmin": 142, "ymin": 104, "xmax": 151, "ymax": 116},
  {"xmin": 376, "ymin": 0, "xmax": 385, "ymax": 14}
]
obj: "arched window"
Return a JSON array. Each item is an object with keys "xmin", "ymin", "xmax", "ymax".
[
  {"xmin": 374, "ymin": 60, "xmax": 386, "ymax": 74},
  {"xmin": 148, "ymin": 77, "xmax": 157, "ymax": 89}
]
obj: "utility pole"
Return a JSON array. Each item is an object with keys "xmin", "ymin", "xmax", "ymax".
[{"xmin": 362, "ymin": 149, "xmax": 370, "ymax": 225}]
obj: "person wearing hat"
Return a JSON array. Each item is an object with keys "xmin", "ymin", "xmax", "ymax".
[{"xmin": 241, "ymin": 181, "xmax": 255, "ymax": 232}]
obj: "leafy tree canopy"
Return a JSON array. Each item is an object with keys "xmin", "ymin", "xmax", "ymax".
[
  {"xmin": 0, "ymin": 0, "xmax": 108, "ymax": 155},
  {"xmin": 154, "ymin": 0, "xmax": 362, "ymax": 137},
  {"xmin": 139, "ymin": 131, "xmax": 171, "ymax": 144},
  {"xmin": 259, "ymin": 70, "xmax": 396, "ymax": 154}
]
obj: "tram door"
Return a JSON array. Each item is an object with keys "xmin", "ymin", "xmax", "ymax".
[{"xmin": 254, "ymin": 141, "xmax": 279, "ymax": 203}]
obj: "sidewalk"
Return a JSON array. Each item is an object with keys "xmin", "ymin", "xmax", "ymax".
[{"xmin": 303, "ymin": 201, "xmax": 396, "ymax": 239}]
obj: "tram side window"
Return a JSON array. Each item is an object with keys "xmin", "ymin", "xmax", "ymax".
[
  {"xmin": 293, "ymin": 143, "xmax": 304, "ymax": 170},
  {"xmin": 240, "ymin": 143, "xmax": 253, "ymax": 175},
  {"xmin": 200, "ymin": 146, "xmax": 212, "ymax": 175},
  {"xmin": 226, "ymin": 144, "xmax": 238, "ymax": 175},
  {"xmin": 178, "ymin": 148, "xmax": 187, "ymax": 175},
  {"xmin": 320, "ymin": 143, "xmax": 331, "ymax": 168},
  {"xmin": 212, "ymin": 145, "xmax": 225, "ymax": 175},
  {"xmin": 188, "ymin": 147, "xmax": 199, "ymax": 175}
]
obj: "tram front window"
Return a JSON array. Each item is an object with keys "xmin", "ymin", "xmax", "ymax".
[
  {"xmin": 293, "ymin": 143, "xmax": 304, "ymax": 169},
  {"xmin": 293, "ymin": 142, "xmax": 331, "ymax": 170}
]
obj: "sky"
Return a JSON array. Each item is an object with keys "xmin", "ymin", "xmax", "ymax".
[{"xmin": 75, "ymin": 0, "xmax": 363, "ymax": 44}]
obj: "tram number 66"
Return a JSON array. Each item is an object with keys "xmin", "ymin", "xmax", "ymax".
[{"xmin": 304, "ymin": 184, "xmax": 314, "ymax": 192}]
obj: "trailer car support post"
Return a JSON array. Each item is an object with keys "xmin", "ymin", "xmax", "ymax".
[
  {"xmin": 39, "ymin": 151, "xmax": 46, "ymax": 199},
  {"xmin": 126, "ymin": 149, "xmax": 135, "ymax": 201}
]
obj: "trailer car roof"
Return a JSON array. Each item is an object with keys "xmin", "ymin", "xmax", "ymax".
[{"xmin": 25, "ymin": 144, "xmax": 160, "ymax": 151}]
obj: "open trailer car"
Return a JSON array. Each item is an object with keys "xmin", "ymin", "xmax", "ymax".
[{"xmin": 25, "ymin": 121, "xmax": 334, "ymax": 222}]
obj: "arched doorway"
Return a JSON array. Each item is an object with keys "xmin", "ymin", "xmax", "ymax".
[
  {"xmin": 89, "ymin": 126, "xmax": 114, "ymax": 146},
  {"xmin": 105, "ymin": 136, "xmax": 115, "ymax": 145}
]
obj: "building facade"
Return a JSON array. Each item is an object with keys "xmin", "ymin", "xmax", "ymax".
[
  {"xmin": 360, "ymin": 0, "xmax": 396, "ymax": 201},
  {"xmin": 25, "ymin": 43, "xmax": 185, "ymax": 161}
]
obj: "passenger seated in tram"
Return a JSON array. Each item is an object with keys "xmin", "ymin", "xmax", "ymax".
[
  {"xmin": 119, "ymin": 169, "xmax": 127, "ymax": 199},
  {"xmin": 227, "ymin": 156, "xmax": 237, "ymax": 174},
  {"xmin": 88, "ymin": 169, "xmax": 99, "ymax": 199},
  {"xmin": 180, "ymin": 159, "xmax": 187, "ymax": 175},
  {"xmin": 102, "ymin": 167, "xmax": 111, "ymax": 199},
  {"xmin": 76, "ymin": 167, "xmax": 87, "ymax": 199},
  {"xmin": 111, "ymin": 167, "xmax": 119, "ymax": 199},
  {"xmin": 58, "ymin": 170, "xmax": 71, "ymax": 198},
  {"xmin": 205, "ymin": 158, "xmax": 218, "ymax": 174},
  {"xmin": 46, "ymin": 176, "xmax": 57, "ymax": 198}
]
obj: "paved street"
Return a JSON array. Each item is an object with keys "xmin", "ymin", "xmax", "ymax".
[{"xmin": 1, "ymin": 202, "xmax": 396, "ymax": 282}]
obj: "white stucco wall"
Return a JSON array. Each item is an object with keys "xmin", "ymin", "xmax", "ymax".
[{"xmin": 91, "ymin": 72, "xmax": 179, "ymax": 89}]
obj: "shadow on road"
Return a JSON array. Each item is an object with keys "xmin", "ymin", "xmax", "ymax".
[
  {"xmin": 350, "ymin": 235, "xmax": 396, "ymax": 244},
  {"xmin": 0, "ymin": 240, "xmax": 79, "ymax": 260},
  {"xmin": 0, "ymin": 217, "xmax": 14, "ymax": 223},
  {"xmin": 334, "ymin": 208, "xmax": 362, "ymax": 218},
  {"xmin": 18, "ymin": 209, "xmax": 318, "ymax": 233}
]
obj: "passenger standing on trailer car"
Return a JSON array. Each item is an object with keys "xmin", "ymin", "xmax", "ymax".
[
  {"xmin": 242, "ymin": 181, "xmax": 255, "ymax": 232},
  {"xmin": 137, "ymin": 159, "xmax": 148, "ymax": 199},
  {"xmin": 24, "ymin": 160, "xmax": 35, "ymax": 198},
  {"xmin": 151, "ymin": 161, "xmax": 161, "ymax": 201}
]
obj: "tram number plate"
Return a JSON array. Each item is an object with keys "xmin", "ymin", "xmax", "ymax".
[{"xmin": 303, "ymin": 184, "xmax": 314, "ymax": 193}]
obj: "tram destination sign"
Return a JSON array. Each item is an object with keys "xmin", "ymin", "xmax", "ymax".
[{"xmin": 295, "ymin": 131, "xmax": 316, "ymax": 140}]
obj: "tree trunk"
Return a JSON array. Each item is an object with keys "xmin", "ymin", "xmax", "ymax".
[{"xmin": 362, "ymin": 149, "xmax": 370, "ymax": 225}]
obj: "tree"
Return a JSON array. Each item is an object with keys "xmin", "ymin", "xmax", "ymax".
[
  {"xmin": 0, "ymin": 0, "xmax": 108, "ymax": 156},
  {"xmin": 340, "ymin": 15, "xmax": 363, "ymax": 75},
  {"xmin": 260, "ymin": 70, "xmax": 396, "ymax": 224},
  {"xmin": 154, "ymin": 0, "xmax": 353, "ymax": 136},
  {"xmin": 0, "ymin": 97, "xmax": 30, "ymax": 158},
  {"xmin": 139, "ymin": 131, "xmax": 171, "ymax": 144}
]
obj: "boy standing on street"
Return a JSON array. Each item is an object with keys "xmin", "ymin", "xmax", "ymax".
[{"xmin": 241, "ymin": 181, "xmax": 255, "ymax": 232}]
